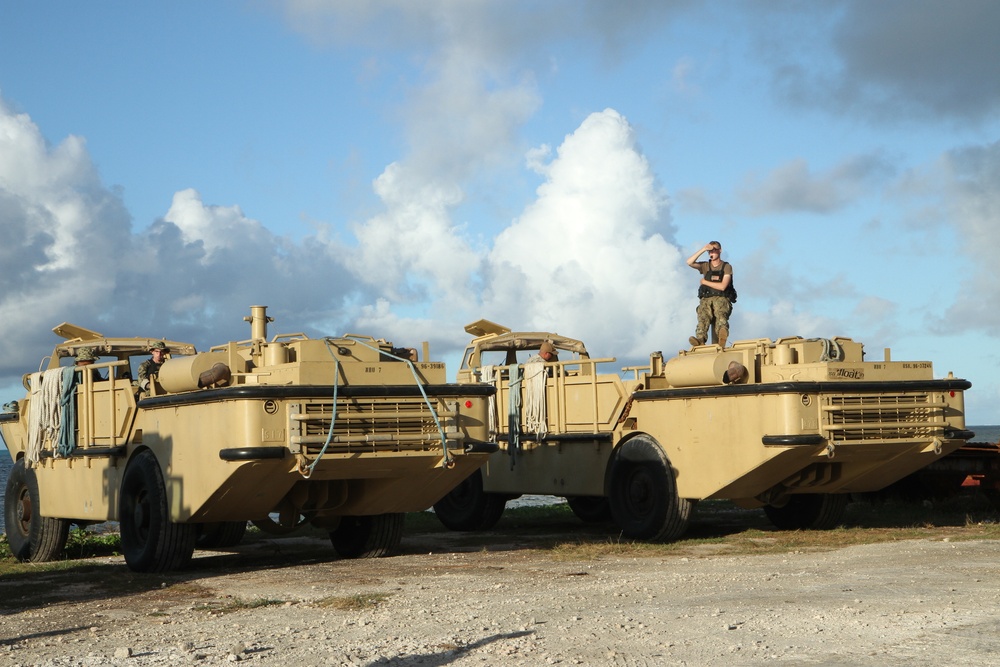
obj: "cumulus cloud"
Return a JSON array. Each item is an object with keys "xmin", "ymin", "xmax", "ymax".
[
  {"xmin": 0, "ymin": 98, "xmax": 130, "ymax": 369},
  {"xmin": 345, "ymin": 163, "xmax": 482, "ymax": 308},
  {"xmin": 0, "ymin": 96, "xmax": 370, "ymax": 379},
  {"xmin": 0, "ymin": 89, "xmax": 701, "ymax": 396},
  {"xmin": 485, "ymin": 109, "xmax": 687, "ymax": 358},
  {"xmin": 268, "ymin": 1, "xmax": 699, "ymax": 357},
  {"xmin": 163, "ymin": 189, "xmax": 275, "ymax": 256}
]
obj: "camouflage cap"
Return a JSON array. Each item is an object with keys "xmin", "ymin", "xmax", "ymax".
[
  {"xmin": 75, "ymin": 348, "xmax": 97, "ymax": 362},
  {"xmin": 540, "ymin": 341, "xmax": 558, "ymax": 357},
  {"xmin": 149, "ymin": 341, "xmax": 169, "ymax": 352}
]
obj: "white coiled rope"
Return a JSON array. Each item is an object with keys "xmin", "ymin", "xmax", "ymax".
[
  {"xmin": 26, "ymin": 368, "xmax": 63, "ymax": 465},
  {"xmin": 479, "ymin": 364, "xmax": 498, "ymax": 438},
  {"xmin": 522, "ymin": 362, "xmax": 548, "ymax": 438}
]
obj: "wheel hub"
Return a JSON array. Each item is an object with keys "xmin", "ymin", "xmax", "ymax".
[
  {"xmin": 627, "ymin": 470, "xmax": 654, "ymax": 512},
  {"xmin": 16, "ymin": 488, "xmax": 32, "ymax": 532}
]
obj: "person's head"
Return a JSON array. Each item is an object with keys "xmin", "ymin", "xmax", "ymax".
[
  {"xmin": 149, "ymin": 341, "xmax": 169, "ymax": 362},
  {"xmin": 539, "ymin": 341, "xmax": 558, "ymax": 362},
  {"xmin": 75, "ymin": 348, "xmax": 96, "ymax": 365},
  {"xmin": 708, "ymin": 241, "xmax": 722, "ymax": 257}
]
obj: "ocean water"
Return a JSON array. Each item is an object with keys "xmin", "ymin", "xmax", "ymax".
[{"xmin": 3, "ymin": 426, "xmax": 1000, "ymax": 536}]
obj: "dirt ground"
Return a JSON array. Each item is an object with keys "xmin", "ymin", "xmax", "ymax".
[{"xmin": 3, "ymin": 520, "xmax": 1000, "ymax": 667}]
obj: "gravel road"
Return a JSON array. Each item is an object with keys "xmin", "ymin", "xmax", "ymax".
[{"xmin": 3, "ymin": 530, "xmax": 1000, "ymax": 666}]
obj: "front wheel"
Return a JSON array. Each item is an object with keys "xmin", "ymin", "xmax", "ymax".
[
  {"xmin": 608, "ymin": 435, "xmax": 692, "ymax": 541},
  {"xmin": 764, "ymin": 493, "xmax": 849, "ymax": 530},
  {"xmin": 119, "ymin": 450, "xmax": 197, "ymax": 572},
  {"xmin": 330, "ymin": 513, "xmax": 404, "ymax": 558},
  {"xmin": 4, "ymin": 459, "xmax": 70, "ymax": 562},
  {"xmin": 432, "ymin": 469, "xmax": 507, "ymax": 531}
]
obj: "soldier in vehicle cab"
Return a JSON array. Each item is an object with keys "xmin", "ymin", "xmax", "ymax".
[
  {"xmin": 75, "ymin": 347, "xmax": 105, "ymax": 382},
  {"xmin": 137, "ymin": 341, "xmax": 169, "ymax": 395}
]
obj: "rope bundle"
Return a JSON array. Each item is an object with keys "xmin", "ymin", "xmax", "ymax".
[
  {"xmin": 26, "ymin": 368, "xmax": 64, "ymax": 465},
  {"xmin": 522, "ymin": 362, "xmax": 548, "ymax": 438}
]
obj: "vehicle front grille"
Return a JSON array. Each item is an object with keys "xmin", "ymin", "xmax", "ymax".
[
  {"xmin": 822, "ymin": 392, "xmax": 948, "ymax": 443},
  {"xmin": 288, "ymin": 398, "xmax": 458, "ymax": 455}
]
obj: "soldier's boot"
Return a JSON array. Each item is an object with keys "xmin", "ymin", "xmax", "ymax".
[
  {"xmin": 718, "ymin": 330, "xmax": 728, "ymax": 349},
  {"xmin": 689, "ymin": 336, "xmax": 704, "ymax": 347}
]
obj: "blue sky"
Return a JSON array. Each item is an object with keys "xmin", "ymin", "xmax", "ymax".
[{"xmin": 1, "ymin": 1, "xmax": 999, "ymax": 423}]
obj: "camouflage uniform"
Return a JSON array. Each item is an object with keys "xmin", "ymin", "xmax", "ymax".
[
  {"xmin": 694, "ymin": 295, "xmax": 732, "ymax": 343},
  {"xmin": 691, "ymin": 260, "xmax": 733, "ymax": 344},
  {"xmin": 137, "ymin": 358, "xmax": 164, "ymax": 387},
  {"xmin": 137, "ymin": 341, "xmax": 169, "ymax": 395}
]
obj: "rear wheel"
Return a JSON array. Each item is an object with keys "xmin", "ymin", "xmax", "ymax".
[
  {"xmin": 119, "ymin": 450, "xmax": 197, "ymax": 572},
  {"xmin": 764, "ymin": 493, "xmax": 849, "ymax": 530},
  {"xmin": 196, "ymin": 521, "xmax": 248, "ymax": 549},
  {"xmin": 330, "ymin": 513, "xmax": 404, "ymax": 558},
  {"xmin": 433, "ymin": 469, "xmax": 507, "ymax": 531},
  {"xmin": 608, "ymin": 435, "xmax": 692, "ymax": 541},
  {"xmin": 566, "ymin": 495, "xmax": 613, "ymax": 523},
  {"xmin": 4, "ymin": 459, "xmax": 70, "ymax": 562}
]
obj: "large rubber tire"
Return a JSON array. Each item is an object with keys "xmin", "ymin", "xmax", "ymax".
[
  {"xmin": 566, "ymin": 495, "xmax": 613, "ymax": 524},
  {"xmin": 4, "ymin": 459, "xmax": 70, "ymax": 562},
  {"xmin": 330, "ymin": 513, "xmax": 404, "ymax": 559},
  {"xmin": 432, "ymin": 469, "xmax": 507, "ymax": 531},
  {"xmin": 764, "ymin": 493, "xmax": 849, "ymax": 531},
  {"xmin": 196, "ymin": 521, "xmax": 248, "ymax": 549},
  {"xmin": 119, "ymin": 450, "xmax": 197, "ymax": 572},
  {"xmin": 608, "ymin": 435, "xmax": 692, "ymax": 541}
]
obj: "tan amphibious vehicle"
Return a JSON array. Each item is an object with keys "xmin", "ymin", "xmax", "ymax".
[
  {"xmin": 433, "ymin": 321, "xmax": 973, "ymax": 539},
  {"xmin": 1, "ymin": 306, "xmax": 495, "ymax": 572}
]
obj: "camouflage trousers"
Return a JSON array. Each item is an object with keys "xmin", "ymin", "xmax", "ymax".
[{"xmin": 694, "ymin": 296, "xmax": 732, "ymax": 342}]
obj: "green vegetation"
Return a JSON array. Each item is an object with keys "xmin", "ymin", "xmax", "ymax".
[{"xmin": 65, "ymin": 526, "xmax": 121, "ymax": 559}]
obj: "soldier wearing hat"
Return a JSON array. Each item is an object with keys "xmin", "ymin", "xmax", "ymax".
[
  {"xmin": 75, "ymin": 347, "xmax": 105, "ymax": 382},
  {"xmin": 137, "ymin": 341, "xmax": 169, "ymax": 395},
  {"xmin": 526, "ymin": 341, "xmax": 559, "ymax": 364}
]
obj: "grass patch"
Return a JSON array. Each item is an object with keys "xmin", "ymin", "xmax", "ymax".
[
  {"xmin": 3, "ymin": 492, "xmax": 999, "ymax": 578},
  {"xmin": 215, "ymin": 597, "xmax": 284, "ymax": 613},
  {"xmin": 315, "ymin": 592, "xmax": 392, "ymax": 610},
  {"xmin": 65, "ymin": 527, "xmax": 121, "ymax": 559},
  {"xmin": 408, "ymin": 493, "xmax": 1000, "ymax": 560}
]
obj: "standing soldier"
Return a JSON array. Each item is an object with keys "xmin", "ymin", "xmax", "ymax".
[
  {"xmin": 137, "ymin": 341, "xmax": 169, "ymax": 395},
  {"xmin": 686, "ymin": 241, "xmax": 735, "ymax": 348}
]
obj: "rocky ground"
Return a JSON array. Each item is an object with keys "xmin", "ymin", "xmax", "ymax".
[{"xmin": 3, "ymin": 517, "xmax": 1000, "ymax": 666}]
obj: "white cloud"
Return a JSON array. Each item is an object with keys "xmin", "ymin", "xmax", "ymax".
[
  {"xmin": 345, "ymin": 162, "xmax": 482, "ymax": 307},
  {"xmin": 0, "ymin": 99, "xmax": 129, "ymax": 369},
  {"xmin": 0, "ymin": 95, "xmax": 373, "ymax": 375},
  {"xmin": 485, "ymin": 109, "xmax": 687, "ymax": 358},
  {"xmin": 163, "ymin": 189, "xmax": 273, "ymax": 257}
]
